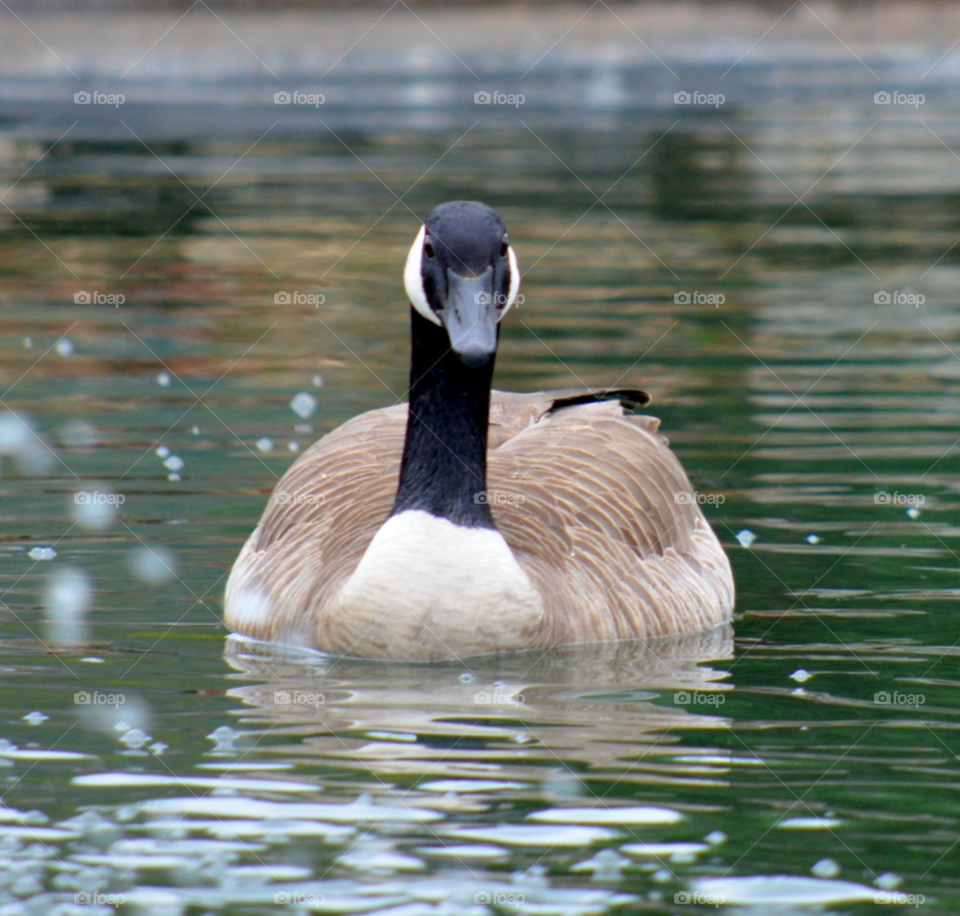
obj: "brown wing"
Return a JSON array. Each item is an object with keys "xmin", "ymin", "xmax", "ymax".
[{"xmin": 224, "ymin": 390, "xmax": 733, "ymax": 649}]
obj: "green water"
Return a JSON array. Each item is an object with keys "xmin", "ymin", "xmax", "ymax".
[{"xmin": 2, "ymin": 116, "xmax": 960, "ymax": 910}]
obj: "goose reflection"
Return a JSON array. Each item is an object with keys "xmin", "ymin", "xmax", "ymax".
[{"xmin": 222, "ymin": 628, "xmax": 735, "ymax": 791}]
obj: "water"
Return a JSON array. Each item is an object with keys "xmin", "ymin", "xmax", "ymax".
[{"xmin": 1, "ymin": 5, "xmax": 960, "ymax": 912}]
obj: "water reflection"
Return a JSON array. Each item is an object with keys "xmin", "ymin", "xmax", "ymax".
[{"xmin": 224, "ymin": 630, "xmax": 734, "ymax": 788}]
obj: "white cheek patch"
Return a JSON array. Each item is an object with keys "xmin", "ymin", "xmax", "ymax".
[
  {"xmin": 503, "ymin": 245, "xmax": 521, "ymax": 317},
  {"xmin": 403, "ymin": 225, "xmax": 442, "ymax": 326}
]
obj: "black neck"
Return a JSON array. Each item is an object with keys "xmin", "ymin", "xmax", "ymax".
[{"xmin": 391, "ymin": 309, "xmax": 496, "ymax": 528}]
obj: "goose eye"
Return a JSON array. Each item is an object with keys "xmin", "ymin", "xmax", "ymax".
[
  {"xmin": 424, "ymin": 243, "xmax": 435, "ymax": 260},
  {"xmin": 500, "ymin": 241, "xmax": 509, "ymax": 258}
]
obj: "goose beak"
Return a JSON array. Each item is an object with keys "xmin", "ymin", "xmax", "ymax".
[{"xmin": 440, "ymin": 267, "xmax": 498, "ymax": 368}]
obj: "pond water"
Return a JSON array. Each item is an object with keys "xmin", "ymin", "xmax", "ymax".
[{"xmin": 2, "ymin": 6, "xmax": 960, "ymax": 913}]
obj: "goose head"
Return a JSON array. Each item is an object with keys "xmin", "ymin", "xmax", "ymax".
[{"xmin": 404, "ymin": 201, "xmax": 521, "ymax": 368}]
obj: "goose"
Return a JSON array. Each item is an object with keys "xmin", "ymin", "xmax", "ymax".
[{"xmin": 224, "ymin": 201, "xmax": 734, "ymax": 660}]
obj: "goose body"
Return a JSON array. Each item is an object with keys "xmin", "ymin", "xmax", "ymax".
[{"xmin": 224, "ymin": 202, "xmax": 734, "ymax": 660}]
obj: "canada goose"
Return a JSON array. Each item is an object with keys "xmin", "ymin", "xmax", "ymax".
[{"xmin": 224, "ymin": 201, "xmax": 734, "ymax": 660}]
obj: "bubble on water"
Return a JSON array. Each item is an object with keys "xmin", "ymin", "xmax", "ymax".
[
  {"xmin": 458, "ymin": 672, "xmax": 476, "ymax": 684},
  {"xmin": 81, "ymin": 696, "xmax": 151, "ymax": 738},
  {"xmin": 59, "ymin": 420, "xmax": 99, "ymax": 449},
  {"xmin": 651, "ymin": 868, "xmax": 674, "ymax": 883},
  {"xmin": 80, "ymin": 657, "xmax": 104, "ymax": 663},
  {"xmin": 256, "ymin": 437, "xmax": 273, "ymax": 453},
  {"xmin": 288, "ymin": 441, "xmax": 299, "ymax": 452},
  {"xmin": 55, "ymin": 339, "xmax": 73, "ymax": 357},
  {"xmin": 290, "ymin": 392, "xmax": 317, "ymax": 419},
  {"xmin": 812, "ymin": 858, "xmax": 841, "ymax": 878},
  {"xmin": 705, "ymin": 830, "xmax": 727, "ymax": 845},
  {"xmin": 907, "ymin": 507, "xmax": 920, "ymax": 519},
  {"xmin": 312, "ymin": 375, "xmax": 324, "ymax": 388},
  {"xmin": 191, "ymin": 426, "xmax": 200, "ymax": 435},
  {"xmin": 571, "ymin": 848, "xmax": 629, "ymax": 881},
  {"xmin": 168, "ymin": 473, "xmax": 181, "ymax": 482},
  {"xmin": 156, "ymin": 445, "xmax": 170, "ymax": 459},
  {"xmin": 0, "ymin": 412, "xmax": 56, "ymax": 475},
  {"xmin": 163, "ymin": 455, "xmax": 184, "ymax": 472},
  {"xmin": 790, "ymin": 669, "xmax": 812, "ymax": 683},
  {"xmin": 22, "ymin": 712, "xmax": 48, "ymax": 726},
  {"xmin": 874, "ymin": 872, "xmax": 902, "ymax": 890},
  {"xmin": 43, "ymin": 567, "xmax": 91, "ymax": 645},
  {"xmin": 71, "ymin": 486, "xmax": 119, "ymax": 531},
  {"xmin": 28, "ymin": 547, "xmax": 56, "ymax": 561},
  {"xmin": 206, "ymin": 726, "xmax": 241, "ymax": 756},
  {"xmin": 806, "ymin": 534, "xmax": 820, "ymax": 544},
  {"xmin": 791, "ymin": 687, "xmax": 808, "ymax": 696},
  {"xmin": 735, "ymin": 529, "xmax": 756, "ymax": 548},
  {"xmin": 150, "ymin": 742, "xmax": 168, "ymax": 756},
  {"xmin": 130, "ymin": 545, "xmax": 177, "ymax": 585},
  {"xmin": 156, "ymin": 371, "xmax": 172, "ymax": 387},
  {"xmin": 23, "ymin": 337, "xmax": 33, "ymax": 349},
  {"xmin": 119, "ymin": 728, "xmax": 152, "ymax": 750}
]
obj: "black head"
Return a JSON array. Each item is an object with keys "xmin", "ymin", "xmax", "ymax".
[{"xmin": 404, "ymin": 201, "xmax": 520, "ymax": 368}]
